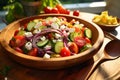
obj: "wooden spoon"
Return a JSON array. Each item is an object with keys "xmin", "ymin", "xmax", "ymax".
[{"xmin": 85, "ymin": 40, "xmax": 120, "ymax": 80}]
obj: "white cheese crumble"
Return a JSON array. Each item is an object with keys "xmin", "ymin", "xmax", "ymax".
[
  {"xmin": 69, "ymin": 28, "xmax": 75, "ymax": 33},
  {"xmin": 51, "ymin": 23, "xmax": 59, "ymax": 29},
  {"xmin": 55, "ymin": 33, "xmax": 61, "ymax": 39},
  {"xmin": 33, "ymin": 29, "xmax": 41, "ymax": 34},
  {"xmin": 80, "ymin": 24, "xmax": 84, "ymax": 27},
  {"xmin": 40, "ymin": 36, "xmax": 46, "ymax": 41},
  {"xmin": 74, "ymin": 21, "xmax": 79, "ymax": 25},
  {"xmin": 25, "ymin": 42, "xmax": 32, "ymax": 50},
  {"xmin": 34, "ymin": 22, "xmax": 42, "ymax": 28},
  {"xmin": 43, "ymin": 53, "xmax": 50, "ymax": 58},
  {"xmin": 52, "ymin": 39, "xmax": 57, "ymax": 43},
  {"xmin": 60, "ymin": 25, "xmax": 66, "ymax": 30},
  {"xmin": 25, "ymin": 32, "xmax": 33, "ymax": 37},
  {"xmin": 44, "ymin": 45, "xmax": 52, "ymax": 50}
]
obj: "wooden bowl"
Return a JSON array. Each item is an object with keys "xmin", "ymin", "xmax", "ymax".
[
  {"xmin": 97, "ymin": 24, "xmax": 120, "ymax": 31},
  {"xmin": 93, "ymin": 18, "xmax": 120, "ymax": 31},
  {"xmin": 0, "ymin": 14, "xmax": 104, "ymax": 70}
]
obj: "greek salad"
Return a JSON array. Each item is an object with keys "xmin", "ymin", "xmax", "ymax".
[{"xmin": 9, "ymin": 16, "xmax": 92, "ymax": 58}]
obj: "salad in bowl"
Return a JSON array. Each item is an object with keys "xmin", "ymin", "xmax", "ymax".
[
  {"xmin": 9, "ymin": 16, "xmax": 92, "ymax": 58},
  {"xmin": 0, "ymin": 14, "xmax": 104, "ymax": 69}
]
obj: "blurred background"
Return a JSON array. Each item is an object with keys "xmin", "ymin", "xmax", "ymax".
[{"xmin": 0, "ymin": 0, "xmax": 120, "ymax": 29}]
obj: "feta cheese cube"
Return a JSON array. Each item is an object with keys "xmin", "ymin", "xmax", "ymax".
[
  {"xmin": 43, "ymin": 53, "xmax": 50, "ymax": 58},
  {"xmin": 34, "ymin": 22, "xmax": 42, "ymax": 28},
  {"xmin": 33, "ymin": 29, "xmax": 41, "ymax": 34},
  {"xmin": 52, "ymin": 39, "xmax": 57, "ymax": 43},
  {"xmin": 51, "ymin": 23, "xmax": 59, "ymax": 29},
  {"xmin": 44, "ymin": 45, "xmax": 52, "ymax": 50},
  {"xmin": 55, "ymin": 33, "xmax": 61, "ymax": 39},
  {"xmin": 25, "ymin": 32, "xmax": 33, "ymax": 37},
  {"xmin": 40, "ymin": 36, "xmax": 46, "ymax": 41},
  {"xmin": 74, "ymin": 21, "xmax": 79, "ymax": 25},
  {"xmin": 69, "ymin": 28, "xmax": 75, "ymax": 33},
  {"xmin": 60, "ymin": 25, "xmax": 66, "ymax": 30},
  {"xmin": 25, "ymin": 42, "xmax": 32, "ymax": 50}
]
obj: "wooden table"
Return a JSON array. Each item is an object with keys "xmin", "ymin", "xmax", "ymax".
[{"xmin": 0, "ymin": 12, "xmax": 120, "ymax": 80}]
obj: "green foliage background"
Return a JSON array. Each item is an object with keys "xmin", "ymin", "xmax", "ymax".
[{"xmin": 0, "ymin": 0, "xmax": 103, "ymax": 23}]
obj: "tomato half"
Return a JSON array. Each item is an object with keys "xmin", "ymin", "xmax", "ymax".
[
  {"xmin": 23, "ymin": 23, "xmax": 28, "ymax": 29},
  {"xmin": 74, "ymin": 37, "xmax": 86, "ymax": 48},
  {"xmin": 28, "ymin": 48, "xmax": 38, "ymax": 56},
  {"xmin": 14, "ymin": 30, "xmax": 19, "ymax": 36},
  {"xmin": 60, "ymin": 47, "xmax": 71, "ymax": 57},
  {"xmin": 15, "ymin": 47, "xmax": 23, "ymax": 53},
  {"xmin": 10, "ymin": 35, "xmax": 26, "ymax": 47},
  {"xmin": 85, "ymin": 37, "xmax": 91, "ymax": 43},
  {"xmin": 68, "ymin": 42, "xmax": 78, "ymax": 54}
]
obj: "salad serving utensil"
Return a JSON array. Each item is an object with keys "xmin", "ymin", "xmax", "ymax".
[{"xmin": 85, "ymin": 39, "xmax": 120, "ymax": 80}]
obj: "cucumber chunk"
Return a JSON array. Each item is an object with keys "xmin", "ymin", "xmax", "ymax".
[
  {"xmin": 27, "ymin": 21, "xmax": 36, "ymax": 31},
  {"xmin": 81, "ymin": 43, "xmax": 92, "ymax": 52},
  {"xmin": 84, "ymin": 28, "xmax": 92, "ymax": 39},
  {"xmin": 17, "ymin": 30, "xmax": 26, "ymax": 36},
  {"xmin": 39, "ymin": 26, "xmax": 47, "ymax": 30},
  {"xmin": 54, "ymin": 41, "xmax": 64, "ymax": 53},
  {"xmin": 37, "ymin": 39, "xmax": 49, "ymax": 47}
]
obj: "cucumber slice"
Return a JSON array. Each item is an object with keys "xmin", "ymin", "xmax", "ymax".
[
  {"xmin": 81, "ymin": 43, "xmax": 92, "ymax": 52},
  {"xmin": 17, "ymin": 30, "xmax": 26, "ymax": 36},
  {"xmin": 27, "ymin": 21, "xmax": 36, "ymax": 31},
  {"xmin": 39, "ymin": 26, "xmax": 47, "ymax": 30},
  {"xmin": 37, "ymin": 39, "xmax": 49, "ymax": 47},
  {"xmin": 84, "ymin": 28, "xmax": 92, "ymax": 39},
  {"xmin": 69, "ymin": 32, "xmax": 81, "ymax": 41},
  {"xmin": 54, "ymin": 41, "xmax": 64, "ymax": 53}
]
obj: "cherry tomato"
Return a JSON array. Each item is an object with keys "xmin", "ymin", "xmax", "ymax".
[
  {"xmin": 28, "ymin": 48, "xmax": 38, "ymax": 56},
  {"xmin": 10, "ymin": 35, "xmax": 26, "ymax": 47},
  {"xmin": 73, "ymin": 10, "xmax": 80, "ymax": 16},
  {"xmin": 64, "ymin": 9, "xmax": 70, "ymax": 14},
  {"xmin": 85, "ymin": 37, "xmax": 91, "ymax": 43},
  {"xmin": 23, "ymin": 23, "xmax": 28, "ymax": 29},
  {"xmin": 74, "ymin": 37, "xmax": 86, "ymax": 48},
  {"xmin": 51, "ymin": 8, "xmax": 59, "ymax": 14},
  {"xmin": 44, "ymin": 7, "xmax": 52, "ymax": 13},
  {"xmin": 68, "ymin": 42, "xmax": 78, "ymax": 54},
  {"xmin": 56, "ymin": 4, "xmax": 66, "ymax": 14},
  {"xmin": 81, "ymin": 27, "xmax": 85, "ymax": 33},
  {"xmin": 66, "ymin": 9, "xmax": 70, "ymax": 14},
  {"xmin": 47, "ymin": 33, "xmax": 54, "ymax": 39},
  {"xmin": 42, "ymin": 21, "xmax": 47, "ymax": 26},
  {"xmin": 60, "ymin": 47, "xmax": 71, "ymax": 57},
  {"xmin": 14, "ymin": 30, "xmax": 19, "ymax": 36},
  {"xmin": 15, "ymin": 47, "xmax": 23, "ymax": 53},
  {"xmin": 75, "ymin": 27, "xmax": 81, "ymax": 32}
]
